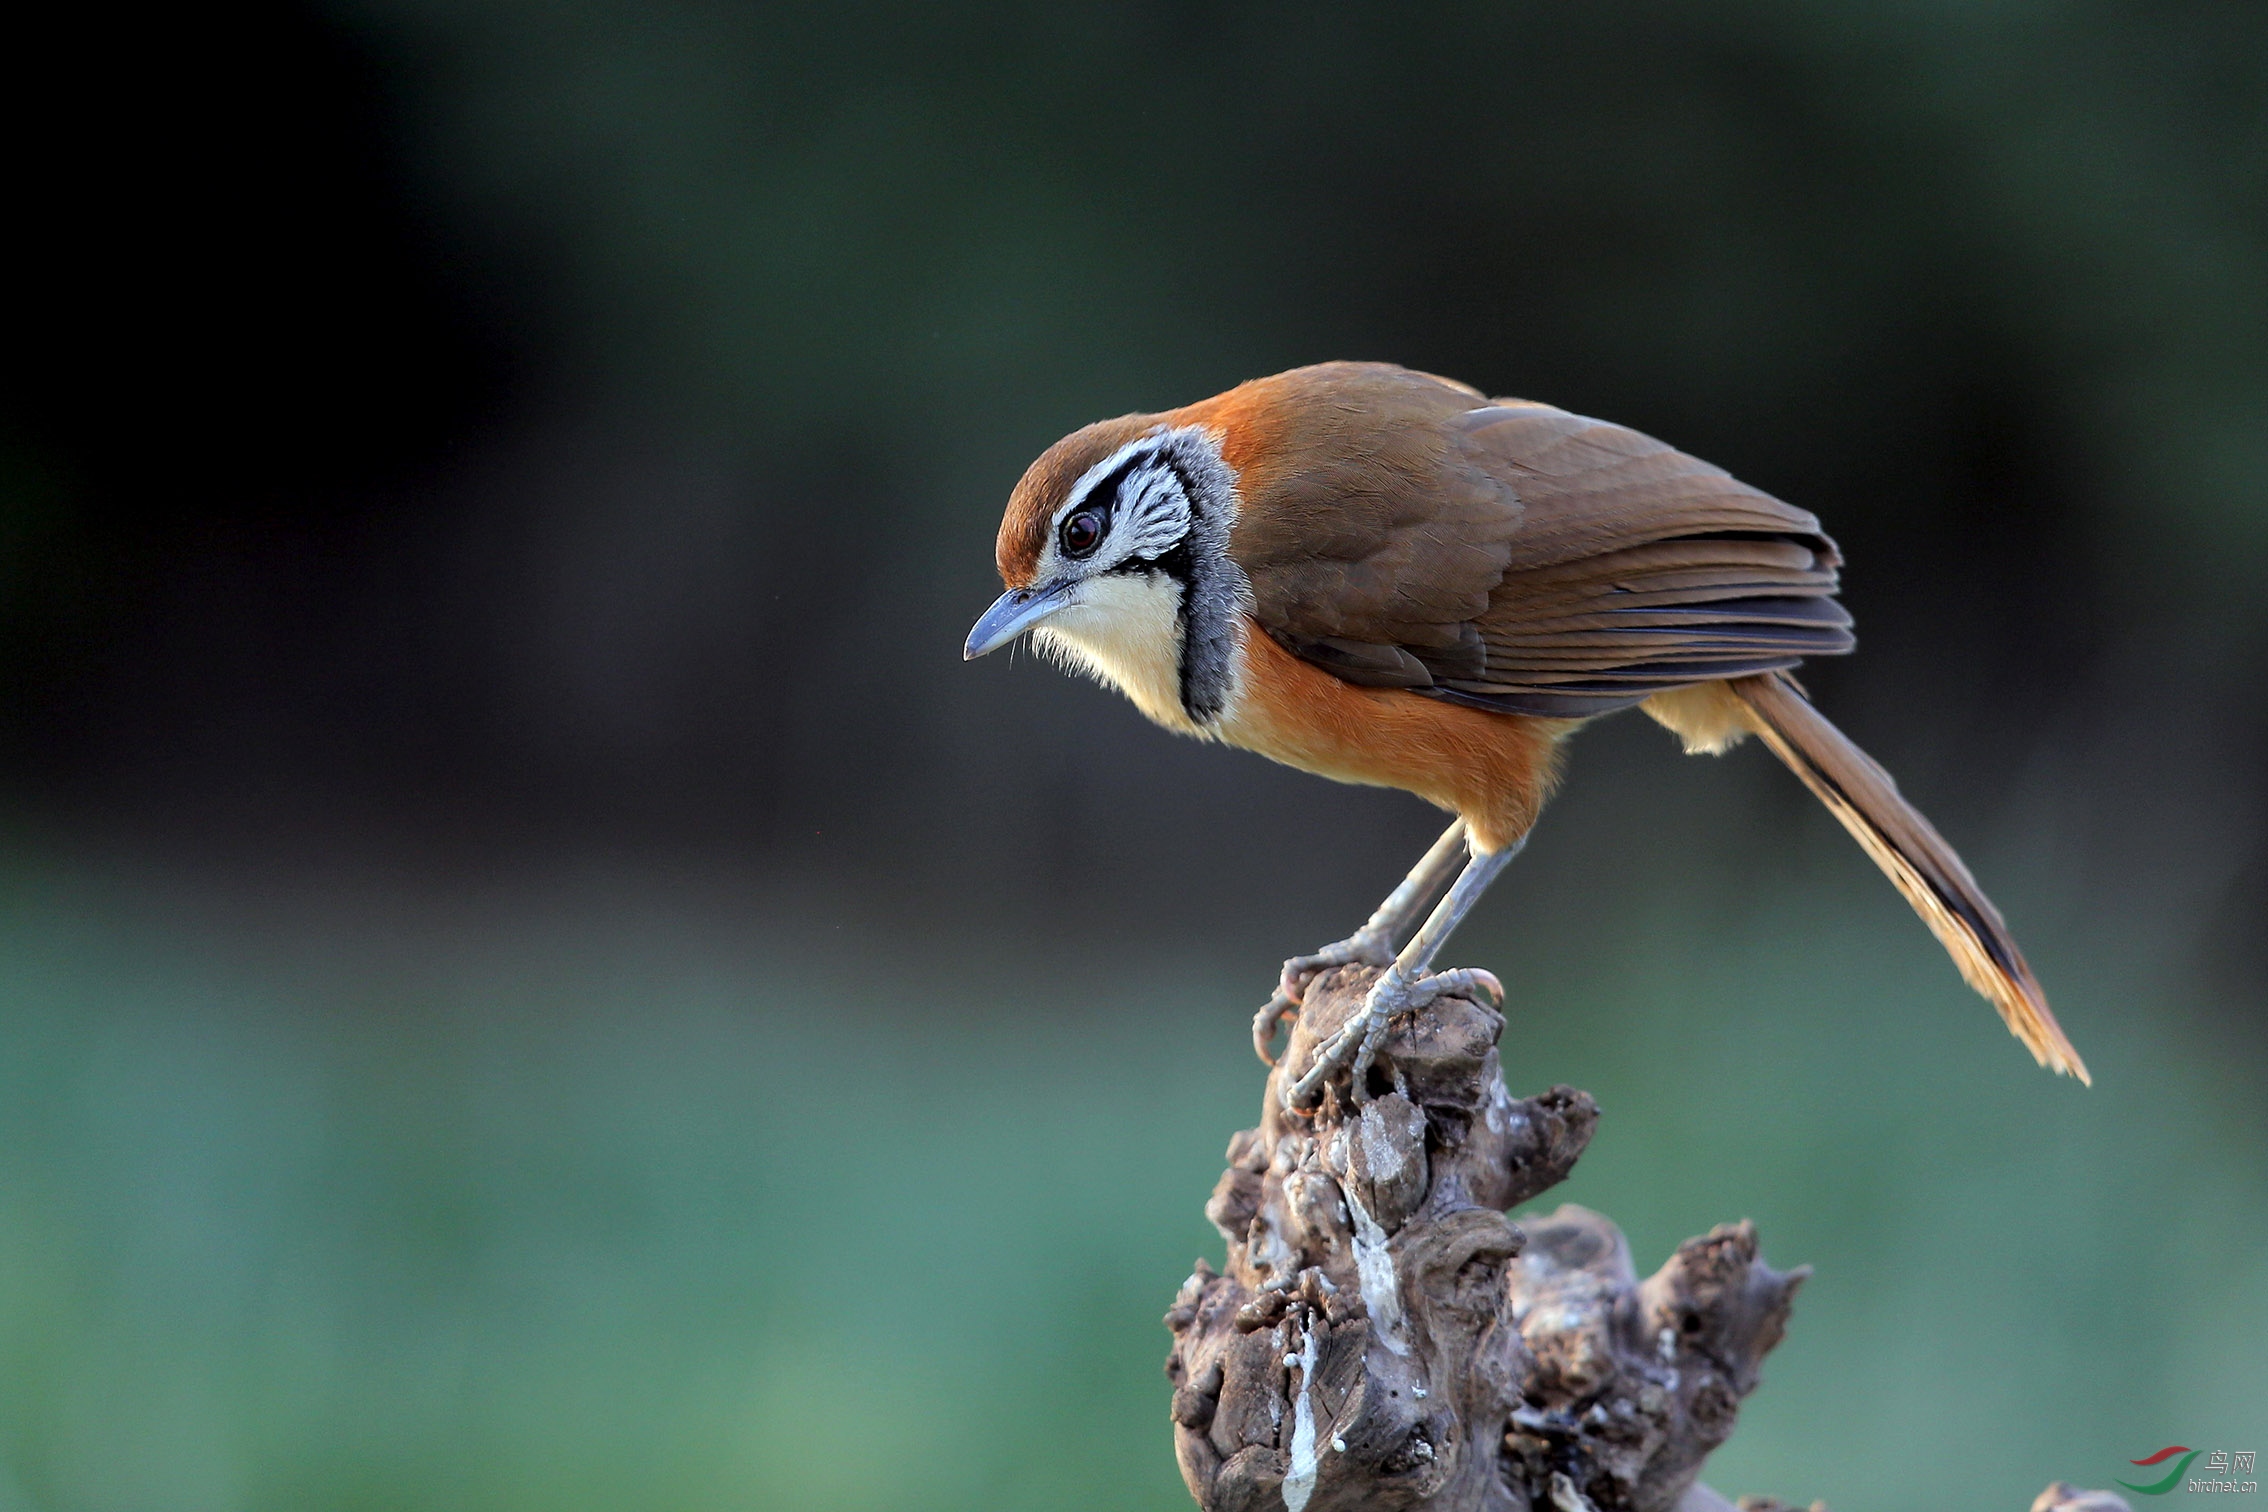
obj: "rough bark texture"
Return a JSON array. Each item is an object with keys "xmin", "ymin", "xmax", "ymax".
[
  {"xmin": 1160, "ymin": 965, "xmax": 2140, "ymax": 1512},
  {"xmin": 1162, "ymin": 965, "xmax": 1804, "ymax": 1512}
]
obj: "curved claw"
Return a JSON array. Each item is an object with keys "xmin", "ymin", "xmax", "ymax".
[
  {"xmin": 1253, "ymin": 989, "xmax": 1297, "ymax": 1065},
  {"xmin": 1274, "ymin": 926, "xmax": 1397, "ymax": 1003},
  {"xmin": 1424, "ymin": 967, "xmax": 1504, "ymax": 1010}
]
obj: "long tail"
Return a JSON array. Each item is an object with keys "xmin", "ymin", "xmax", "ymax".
[{"xmin": 1727, "ymin": 671, "xmax": 2089, "ymax": 1083}]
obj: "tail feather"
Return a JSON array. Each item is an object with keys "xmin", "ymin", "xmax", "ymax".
[{"xmin": 1727, "ymin": 671, "xmax": 2089, "ymax": 1084}]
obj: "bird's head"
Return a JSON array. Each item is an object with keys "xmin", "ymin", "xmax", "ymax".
[{"xmin": 965, "ymin": 417, "xmax": 1248, "ymax": 725}]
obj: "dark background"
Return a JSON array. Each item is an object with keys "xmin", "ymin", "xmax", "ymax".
[{"xmin": 2, "ymin": 3, "xmax": 2263, "ymax": 1509}]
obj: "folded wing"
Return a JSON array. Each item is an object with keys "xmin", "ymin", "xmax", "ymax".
[{"xmin": 1246, "ymin": 396, "xmax": 1854, "ymax": 718}]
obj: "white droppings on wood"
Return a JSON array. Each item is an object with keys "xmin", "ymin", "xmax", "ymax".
[
  {"xmin": 1530, "ymin": 1300, "xmax": 1590, "ymax": 1336},
  {"xmin": 1249, "ymin": 1211, "xmax": 1297, "ymax": 1282},
  {"xmin": 1550, "ymin": 1469, "xmax": 1601, "ymax": 1512},
  {"xmin": 1343, "ymin": 1186, "xmax": 1408, "ymax": 1355},
  {"xmin": 1267, "ymin": 1324, "xmax": 1286, "ymax": 1430},
  {"xmin": 1486, "ymin": 1078, "xmax": 1514, "ymax": 1134},
  {"xmin": 1356, "ymin": 1103, "xmax": 1406, "ymax": 1183},
  {"xmin": 1283, "ymin": 1325, "xmax": 1322, "ymax": 1512}
]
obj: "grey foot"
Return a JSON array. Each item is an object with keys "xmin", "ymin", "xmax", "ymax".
[
  {"xmin": 1252, "ymin": 926, "xmax": 1399, "ymax": 1065},
  {"xmin": 1282, "ymin": 966, "xmax": 1504, "ymax": 1109}
]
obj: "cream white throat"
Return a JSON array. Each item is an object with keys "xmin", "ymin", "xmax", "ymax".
[{"xmin": 1033, "ymin": 573, "xmax": 1244, "ymax": 739}]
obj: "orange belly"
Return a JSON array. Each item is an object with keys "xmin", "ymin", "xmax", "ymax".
[{"xmin": 1221, "ymin": 620, "xmax": 1573, "ymax": 853}]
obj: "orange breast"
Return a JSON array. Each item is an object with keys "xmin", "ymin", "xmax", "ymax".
[{"xmin": 1220, "ymin": 621, "xmax": 1573, "ymax": 853}]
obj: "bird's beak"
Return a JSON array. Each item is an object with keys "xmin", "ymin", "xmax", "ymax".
[{"xmin": 964, "ymin": 580, "xmax": 1078, "ymax": 659}]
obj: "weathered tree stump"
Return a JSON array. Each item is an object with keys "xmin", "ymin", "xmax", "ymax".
[
  {"xmin": 1160, "ymin": 965, "xmax": 2136, "ymax": 1512},
  {"xmin": 1163, "ymin": 965, "xmax": 1804, "ymax": 1512}
]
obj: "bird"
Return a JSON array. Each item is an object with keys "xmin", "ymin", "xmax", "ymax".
[{"xmin": 963, "ymin": 361, "xmax": 2088, "ymax": 1106}]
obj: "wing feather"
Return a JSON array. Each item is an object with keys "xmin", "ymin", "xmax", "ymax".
[
  {"xmin": 1436, "ymin": 403, "xmax": 1851, "ymax": 714},
  {"xmin": 1219, "ymin": 369, "xmax": 1854, "ymax": 715}
]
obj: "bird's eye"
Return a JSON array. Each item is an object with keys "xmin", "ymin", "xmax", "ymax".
[{"xmin": 1060, "ymin": 509, "xmax": 1105, "ymax": 558}]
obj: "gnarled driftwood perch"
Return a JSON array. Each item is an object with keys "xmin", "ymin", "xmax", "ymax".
[{"xmin": 1162, "ymin": 965, "xmax": 2133, "ymax": 1512}]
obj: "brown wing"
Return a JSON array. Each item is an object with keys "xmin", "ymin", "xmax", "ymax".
[
  {"xmin": 1199, "ymin": 363, "xmax": 1523, "ymax": 667},
  {"xmin": 1439, "ymin": 403, "xmax": 1851, "ymax": 717},
  {"xmin": 1226, "ymin": 376, "xmax": 1852, "ymax": 719}
]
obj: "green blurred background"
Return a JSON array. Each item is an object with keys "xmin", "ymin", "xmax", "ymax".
[{"xmin": 4, "ymin": 2, "xmax": 2265, "ymax": 1508}]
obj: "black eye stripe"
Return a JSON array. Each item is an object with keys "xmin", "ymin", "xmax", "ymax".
[
  {"xmin": 1094, "ymin": 453, "xmax": 1149, "ymax": 499},
  {"xmin": 1068, "ymin": 453, "xmax": 1158, "ymax": 524}
]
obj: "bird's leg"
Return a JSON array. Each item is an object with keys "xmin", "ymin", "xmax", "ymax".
[
  {"xmin": 1253, "ymin": 820, "xmax": 1469, "ymax": 1064},
  {"xmin": 1284, "ymin": 833, "xmax": 1526, "ymax": 1109}
]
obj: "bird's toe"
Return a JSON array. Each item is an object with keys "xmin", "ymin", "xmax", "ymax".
[
  {"xmin": 1424, "ymin": 966, "xmax": 1504, "ymax": 1009},
  {"xmin": 1277, "ymin": 927, "xmax": 1397, "ymax": 1000},
  {"xmin": 1252, "ymin": 990, "xmax": 1298, "ymax": 1066}
]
